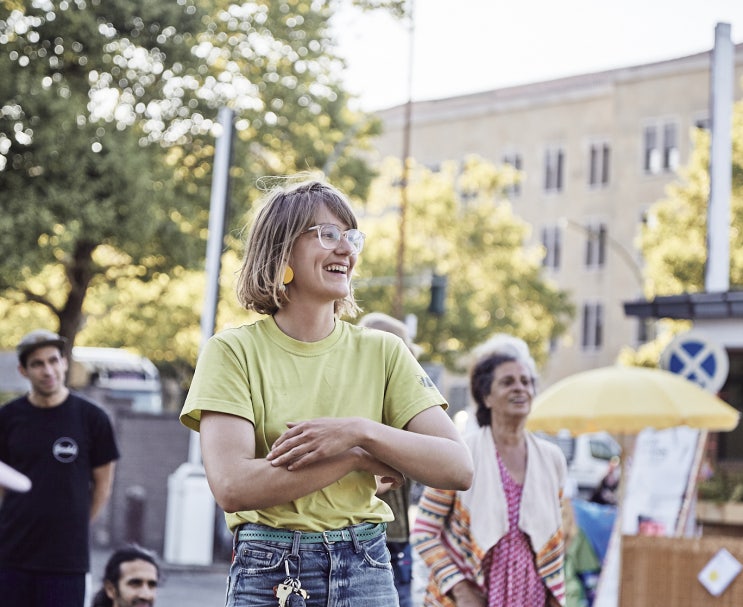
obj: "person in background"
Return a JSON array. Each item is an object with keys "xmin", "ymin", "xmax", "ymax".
[
  {"xmin": 179, "ymin": 177, "xmax": 473, "ymax": 607},
  {"xmin": 0, "ymin": 329, "xmax": 120, "ymax": 607},
  {"xmin": 90, "ymin": 545, "xmax": 159, "ymax": 607},
  {"xmin": 562, "ymin": 499, "xmax": 600, "ymax": 607},
  {"xmin": 589, "ymin": 455, "xmax": 620, "ymax": 506},
  {"xmin": 358, "ymin": 312, "xmax": 423, "ymax": 607},
  {"xmin": 412, "ymin": 334, "xmax": 567, "ymax": 606}
]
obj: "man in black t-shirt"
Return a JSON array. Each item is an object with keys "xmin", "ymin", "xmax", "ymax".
[{"xmin": 0, "ymin": 329, "xmax": 120, "ymax": 607}]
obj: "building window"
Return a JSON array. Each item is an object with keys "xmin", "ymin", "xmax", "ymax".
[
  {"xmin": 502, "ymin": 153, "xmax": 523, "ymax": 197},
  {"xmin": 663, "ymin": 123, "xmax": 679, "ymax": 170},
  {"xmin": 541, "ymin": 225, "xmax": 561, "ymax": 269},
  {"xmin": 581, "ymin": 302, "xmax": 604, "ymax": 350},
  {"xmin": 643, "ymin": 121, "xmax": 678, "ymax": 174},
  {"xmin": 637, "ymin": 317, "xmax": 656, "ymax": 345},
  {"xmin": 643, "ymin": 126, "xmax": 660, "ymax": 174},
  {"xmin": 584, "ymin": 222, "xmax": 607, "ymax": 268},
  {"xmin": 589, "ymin": 142, "xmax": 610, "ymax": 187},
  {"xmin": 459, "ymin": 189, "xmax": 478, "ymax": 205},
  {"xmin": 544, "ymin": 147, "xmax": 564, "ymax": 193}
]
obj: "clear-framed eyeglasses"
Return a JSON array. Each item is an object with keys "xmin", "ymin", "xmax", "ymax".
[{"xmin": 303, "ymin": 224, "xmax": 366, "ymax": 254}]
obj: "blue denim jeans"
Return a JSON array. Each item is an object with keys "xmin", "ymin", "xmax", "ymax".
[
  {"xmin": 387, "ymin": 542, "xmax": 412, "ymax": 607},
  {"xmin": 226, "ymin": 523, "xmax": 399, "ymax": 607}
]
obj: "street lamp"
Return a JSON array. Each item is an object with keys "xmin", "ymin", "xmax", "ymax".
[{"xmin": 557, "ymin": 217, "xmax": 645, "ymax": 289}]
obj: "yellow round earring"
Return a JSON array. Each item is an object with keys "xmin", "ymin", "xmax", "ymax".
[{"xmin": 283, "ymin": 266, "xmax": 294, "ymax": 285}]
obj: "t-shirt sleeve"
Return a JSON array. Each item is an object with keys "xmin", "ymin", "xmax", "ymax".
[
  {"xmin": 179, "ymin": 334, "xmax": 255, "ymax": 432},
  {"xmin": 382, "ymin": 338, "xmax": 448, "ymax": 429},
  {"xmin": 89, "ymin": 405, "xmax": 120, "ymax": 468}
]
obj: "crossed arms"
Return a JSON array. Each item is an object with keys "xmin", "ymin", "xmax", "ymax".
[{"xmin": 200, "ymin": 406, "xmax": 473, "ymax": 513}]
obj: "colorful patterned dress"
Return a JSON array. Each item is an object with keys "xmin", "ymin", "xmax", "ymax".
[{"xmin": 483, "ymin": 452, "xmax": 547, "ymax": 606}]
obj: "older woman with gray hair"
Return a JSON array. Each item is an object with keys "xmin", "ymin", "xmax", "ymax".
[{"xmin": 412, "ymin": 334, "xmax": 567, "ymax": 606}]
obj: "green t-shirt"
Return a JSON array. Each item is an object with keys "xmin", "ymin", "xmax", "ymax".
[{"xmin": 180, "ymin": 317, "xmax": 447, "ymax": 532}]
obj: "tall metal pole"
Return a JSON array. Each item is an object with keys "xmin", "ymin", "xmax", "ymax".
[
  {"xmin": 165, "ymin": 106, "xmax": 234, "ymax": 568},
  {"xmin": 705, "ymin": 22, "xmax": 733, "ymax": 293},
  {"xmin": 188, "ymin": 106, "xmax": 234, "ymax": 465},
  {"xmin": 394, "ymin": 0, "xmax": 415, "ymax": 319}
]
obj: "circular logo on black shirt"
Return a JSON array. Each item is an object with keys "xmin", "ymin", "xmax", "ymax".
[{"xmin": 53, "ymin": 437, "xmax": 79, "ymax": 463}]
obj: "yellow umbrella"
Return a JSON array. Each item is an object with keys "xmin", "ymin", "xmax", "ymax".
[{"xmin": 527, "ymin": 365, "xmax": 739, "ymax": 435}]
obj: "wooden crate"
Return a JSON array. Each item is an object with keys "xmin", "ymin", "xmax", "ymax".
[{"xmin": 620, "ymin": 535, "xmax": 743, "ymax": 606}]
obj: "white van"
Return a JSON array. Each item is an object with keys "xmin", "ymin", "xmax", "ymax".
[
  {"xmin": 68, "ymin": 346, "xmax": 162, "ymax": 413},
  {"xmin": 537, "ymin": 431, "xmax": 621, "ymax": 499}
]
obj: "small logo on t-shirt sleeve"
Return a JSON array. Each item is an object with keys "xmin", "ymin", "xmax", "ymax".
[{"xmin": 417, "ymin": 375, "xmax": 435, "ymax": 388}]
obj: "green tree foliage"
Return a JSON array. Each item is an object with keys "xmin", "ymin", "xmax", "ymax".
[
  {"xmin": 619, "ymin": 101, "xmax": 743, "ymax": 366},
  {"xmin": 0, "ymin": 0, "xmax": 212, "ymax": 345},
  {"xmin": 355, "ymin": 156, "xmax": 574, "ymax": 371},
  {"xmin": 0, "ymin": 0, "xmax": 385, "ymax": 356}
]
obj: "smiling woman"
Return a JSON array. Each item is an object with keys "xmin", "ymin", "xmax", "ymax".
[
  {"xmin": 412, "ymin": 334, "xmax": 568, "ymax": 607},
  {"xmin": 179, "ymin": 175, "xmax": 473, "ymax": 607}
]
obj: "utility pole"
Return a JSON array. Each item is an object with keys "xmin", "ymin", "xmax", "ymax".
[
  {"xmin": 706, "ymin": 22, "xmax": 733, "ymax": 293},
  {"xmin": 394, "ymin": 0, "xmax": 415, "ymax": 319}
]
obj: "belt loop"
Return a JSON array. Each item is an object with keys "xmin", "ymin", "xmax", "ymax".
[
  {"xmin": 232, "ymin": 524, "xmax": 241, "ymax": 563},
  {"xmin": 348, "ymin": 524, "xmax": 362, "ymax": 553},
  {"xmin": 291, "ymin": 530, "xmax": 302, "ymax": 556}
]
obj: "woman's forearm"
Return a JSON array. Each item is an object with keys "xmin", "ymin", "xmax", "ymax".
[
  {"xmin": 357, "ymin": 409, "xmax": 473, "ymax": 490},
  {"xmin": 205, "ymin": 449, "xmax": 362, "ymax": 512}
]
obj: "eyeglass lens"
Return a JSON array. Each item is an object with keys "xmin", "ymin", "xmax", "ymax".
[{"xmin": 318, "ymin": 225, "xmax": 364, "ymax": 253}]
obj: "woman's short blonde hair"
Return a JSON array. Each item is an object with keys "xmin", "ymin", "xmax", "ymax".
[{"xmin": 236, "ymin": 178, "xmax": 361, "ymax": 318}]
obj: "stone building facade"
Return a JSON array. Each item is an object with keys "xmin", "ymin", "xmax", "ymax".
[{"xmin": 371, "ymin": 44, "xmax": 743, "ymax": 386}]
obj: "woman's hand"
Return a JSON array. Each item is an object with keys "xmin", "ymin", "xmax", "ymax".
[
  {"xmin": 267, "ymin": 420, "xmax": 405, "ymax": 489},
  {"xmin": 354, "ymin": 448, "xmax": 405, "ymax": 490},
  {"xmin": 375, "ymin": 475, "xmax": 396, "ymax": 495},
  {"xmin": 267, "ymin": 417, "xmax": 361, "ymax": 470},
  {"xmin": 449, "ymin": 580, "xmax": 486, "ymax": 607}
]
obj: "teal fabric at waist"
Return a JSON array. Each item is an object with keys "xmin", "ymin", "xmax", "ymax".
[{"xmin": 237, "ymin": 522, "xmax": 386, "ymax": 544}]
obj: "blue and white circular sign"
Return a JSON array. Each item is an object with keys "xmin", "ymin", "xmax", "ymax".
[{"xmin": 660, "ymin": 330, "xmax": 729, "ymax": 393}]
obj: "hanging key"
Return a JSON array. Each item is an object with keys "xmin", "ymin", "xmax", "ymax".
[
  {"xmin": 274, "ymin": 561, "xmax": 309, "ymax": 607},
  {"xmin": 275, "ymin": 583, "xmax": 294, "ymax": 607}
]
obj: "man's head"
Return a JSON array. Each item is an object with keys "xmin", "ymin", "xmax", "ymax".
[
  {"xmin": 16, "ymin": 329, "xmax": 69, "ymax": 402},
  {"xmin": 16, "ymin": 329, "xmax": 67, "ymax": 368},
  {"xmin": 95, "ymin": 546, "xmax": 159, "ymax": 607}
]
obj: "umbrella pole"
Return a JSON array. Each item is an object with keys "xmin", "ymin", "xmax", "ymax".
[
  {"xmin": 674, "ymin": 429, "xmax": 708, "ymax": 537},
  {"xmin": 615, "ymin": 433, "xmax": 632, "ymax": 605},
  {"xmin": 617, "ymin": 433, "xmax": 633, "ymax": 512}
]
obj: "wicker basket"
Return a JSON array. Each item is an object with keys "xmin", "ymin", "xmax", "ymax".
[{"xmin": 620, "ymin": 535, "xmax": 743, "ymax": 606}]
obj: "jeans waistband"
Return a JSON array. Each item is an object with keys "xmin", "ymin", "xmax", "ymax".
[{"xmin": 237, "ymin": 522, "xmax": 386, "ymax": 544}]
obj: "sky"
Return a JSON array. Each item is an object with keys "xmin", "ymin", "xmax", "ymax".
[{"xmin": 332, "ymin": 0, "xmax": 743, "ymax": 112}]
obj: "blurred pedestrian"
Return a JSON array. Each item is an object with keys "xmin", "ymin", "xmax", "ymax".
[
  {"xmin": 412, "ymin": 334, "xmax": 567, "ymax": 606},
  {"xmin": 358, "ymin": 312, "xmax": 423, "ymax": 607},
  {"xmin": 0, "ymin": 329, "xmax": 120, "ymax": 607},
  {"xmin": 589, "ymin": 455, "xmax": 620, "ymax": 506},
  {"xmin": 90, "ymin": 545, "xmax": 159, "ymax": 607},
  {"xmin": 180, "ymin": 177, "xmax": 473, "ymax": 607}
]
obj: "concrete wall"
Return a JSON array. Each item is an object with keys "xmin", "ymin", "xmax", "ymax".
[{"xmin": 94, "ymin": 407, "xmax": 191, "ymax": 555}]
